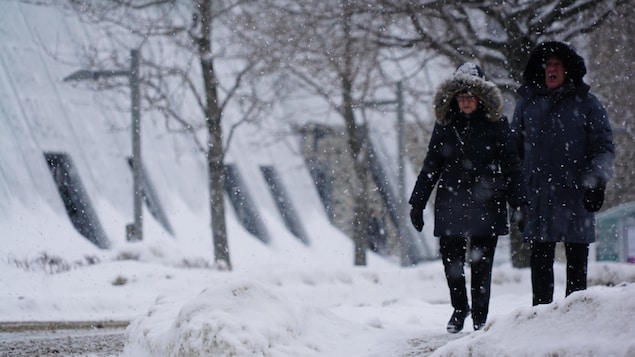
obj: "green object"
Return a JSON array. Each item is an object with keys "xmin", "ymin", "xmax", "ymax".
[{"xmin": 595, "ymin": 202, "xmax": 635, "ymax": 263}]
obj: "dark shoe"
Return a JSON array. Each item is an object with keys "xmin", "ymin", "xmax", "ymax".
[
  {"xmin": 446, "ymin": 308, "xmax": 470, "ymax": 333},
  {"xmin": 473, "ymin": 321, "xmax": 486, "ymax": 331}
]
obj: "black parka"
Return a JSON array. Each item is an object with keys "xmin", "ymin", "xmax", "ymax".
[
  {"xmin": 409, "ymin": 72, "xmax": 527, "ymax": 238},
  {"xmin": 511, "ymin": 41, "xmax": 615, "ymax": 244}
]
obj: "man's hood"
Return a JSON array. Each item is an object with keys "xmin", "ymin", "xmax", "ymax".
[{"xmin": 522, "ymin": 41, "xmax": 587, "ymax": 87}]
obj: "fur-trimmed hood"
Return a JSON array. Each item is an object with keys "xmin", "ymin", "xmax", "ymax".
[{"xmin": 433, "ymin": 73, "xmax": 503, "ymax": 125}]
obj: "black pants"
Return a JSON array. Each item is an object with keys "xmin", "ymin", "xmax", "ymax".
[
  {"xmin": 530, "ymin": 241, "xmax": 589, "ymax": 306},
  {"xmin": 439, "ymin": 235, "xmax": 498, "ymax": 324}
]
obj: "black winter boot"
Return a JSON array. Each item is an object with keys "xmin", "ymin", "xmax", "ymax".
[
  {"xmin": 473, "ymin": 321, "xmax": 486, "ymax": 331},
  {"xmin": 446, "ymin": 307, "xmax": 471, "ymax": 333}
]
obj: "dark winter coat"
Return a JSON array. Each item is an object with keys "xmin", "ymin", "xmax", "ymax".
[
  {"xmin": 511, "ymin": 41, "xmax": 615, "ymax": 244},
  {"xmin": 409, "ymin": 73, "xmax": 527, "ymax": 238}
]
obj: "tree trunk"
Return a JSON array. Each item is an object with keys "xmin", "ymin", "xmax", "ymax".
[
  {"xmin": 352, "ymin": 151, "xmax": 370, "ymax": 266},
  {"xmin": 341, "ymin": 76, "xmax": 369, "ymax": 266},
  {"xmin": 197, "ymin": 0, "xmax": 231, "ymax": 270},
  {"xmin": 338, "ymin": 4, "xmax": 370, "ymax": 266},
  {"xmin": 208, "ymin": 118, "xmax": 230, "ymax": 270}
]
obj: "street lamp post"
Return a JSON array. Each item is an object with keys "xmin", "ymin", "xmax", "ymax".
[
  {"xmin": 64, "ymin": 49, "xmax": 143, "ymax": 242},
  {"xmin": 362, "ymin": 82, "xmax": 405, "ymax": 203}
]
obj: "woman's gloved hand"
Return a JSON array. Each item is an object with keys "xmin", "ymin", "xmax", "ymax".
[{"xmin": 410, "ymin": 205, "xmax": 424, "ymax": 232}]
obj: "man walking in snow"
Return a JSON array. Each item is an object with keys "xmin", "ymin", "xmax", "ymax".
[{"xmin": 511, "ymin": 41, "xmax": 615, "ymax": 306}]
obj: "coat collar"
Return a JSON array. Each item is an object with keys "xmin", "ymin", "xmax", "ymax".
[{"xmin": 518, "ymin": 78, "xmax": 590, "ymax": 98}]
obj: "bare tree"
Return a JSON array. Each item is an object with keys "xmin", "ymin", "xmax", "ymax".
[
  {"xmin": 587, "ymin": 1, "xmax": 635, "ymax": 208},
  {"xmin": 64, "ymin": 0, "xmax": 270, "ymax": 271},
  {"xmin": 355, "ymin": 0, "xmax": 626, "ymax": 95}
]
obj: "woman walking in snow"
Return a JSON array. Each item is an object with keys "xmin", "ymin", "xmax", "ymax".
[{"xmin": 409, "ymin": 63, "xmax": 528, "ymax": 333}]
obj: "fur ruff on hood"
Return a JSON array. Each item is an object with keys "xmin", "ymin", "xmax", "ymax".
[{"xmin": 433, "ymin": 73, "xmax": 503, "ymax": 125}]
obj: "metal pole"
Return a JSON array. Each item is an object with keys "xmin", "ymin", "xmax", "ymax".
[
  {"xmin": 396, "ymin": 82, "xmax": 405, "ymax": 207},
  {"xmin": 64, "ymin": 51, "xmax": 143, "ymax": 242},
  {"xmin": 130, "ymin": 49, "xmax": 143, "ymax": 242}
]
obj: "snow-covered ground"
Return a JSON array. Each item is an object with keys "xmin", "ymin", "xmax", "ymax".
[{"xmin": 2, "ymin": 227, "xmax": 635, "ymax": 356}]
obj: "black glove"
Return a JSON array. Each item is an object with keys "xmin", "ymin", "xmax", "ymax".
[
  {"xmin": 511, "ymin": 205, "xmax": 527, "ymax": 232},
  {"xmin": 584, "ymin": 185, "xmax": 605, "ymax": 212},
  {"xmin": 410, "ymin": 205, "xmax": 424, "ymax": 232}
]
